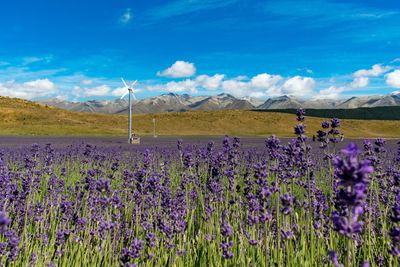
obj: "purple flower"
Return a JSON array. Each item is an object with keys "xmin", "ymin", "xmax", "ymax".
[
  {"xmin": 332, "ymin": 143, "xmax": 373, "ymax": 239},
  {"xmin": 294, "ymin": 124, "xmax": 305, "ymax": 136},
  {"xmin": 322, "ymin": 121, "xmax": 330, "ymax": 129},
  {"xmin": 280, "ymin": 193, "xmax": 295, "ymax": 215},
  {"xmin": 391, "ymin": 193, "xmax": 400, "ymax": 223},
  {"xmin": 121, "ymin": 238, "xmax": 145, "ymax": 263},
  {"xmin": 220, "ymin": 240, "xmax": 234, "ymax": 259},
  {"xmin": 0, "ymin": 212, "xmax": 10, "ymax": 234},
  {"xmin": 220, "ymin": 221, "xmax": 233, "ymax": 237},
  {"xmin": 265, "ymin": 135, "xmax": 281, "ymax": 159},
  {"xmin": 396, "ymin": 141, "xmax": 400, "ymax": 162},
  {"xmin": 328, "ymin": 251, "xmax": 344, "ymax": 267},
  {"xmin": 331, "ymin": 118, "xmax": 340, "ymax": 128},
  {"xmin": 390, "ymin": 193, "xmax": 400, "ymax": 257},
  {"xmin": 332, "ymin": 206, "xmax": 364, "ymax": 237},
  {"xmin": 296, "ymin": 108, "xmax": 306, "ymax": 122}
]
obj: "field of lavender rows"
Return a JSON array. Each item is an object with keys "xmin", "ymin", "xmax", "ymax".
[{"xmin": 0, "ymin": 110, "xmax": 399, "ymax": 266}]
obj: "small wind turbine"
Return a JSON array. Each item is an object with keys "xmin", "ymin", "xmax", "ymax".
[{"xmin": 120, "ymin": 78, "xmax": 140, "ymax": 144}]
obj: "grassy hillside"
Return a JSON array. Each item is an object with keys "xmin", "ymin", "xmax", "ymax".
[{"xmin": 1, "ymin": 96, "xmax": 400, "ymax": 138}]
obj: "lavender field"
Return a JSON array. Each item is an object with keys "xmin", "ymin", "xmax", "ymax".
[{"xmin": 0, "ymin": 111, "xmax": 399, "ymax": 266}]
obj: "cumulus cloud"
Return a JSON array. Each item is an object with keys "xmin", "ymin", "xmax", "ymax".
[
  {"xmin": 386, "ymin": 70, "xmax": 400, "ymax": 88},
  {"xmin": 146, "ymin": 72, "xmax": 314, "ymax": 98},
  {"xmin": 221, "ymin": 79, "xmax": 249, "ymax": 97},
  {"xmin": 219, "ymin": 73, "xmax": 283, "ymax": 97},
  {"xmin": 146, "ymin": 79, "xmax": 198, "ymax": 93},
  {"xmin": 195, "ymin": 74, "xmax": 225, "ymax": 90},
  {"xmin": 250, "ymin": 73, "xmax": 282, "ymax": 89},
  {"xmin": 120, "ymin": 8, "xmax": 133, "ymax": 24},
  {"xmin": 111, "ymin": 87, "xmax": 128, "ymax": 97},
  {"xmin": 0, "ymin": 79, "xmax": 56, "ymax": 99},
  {"xmin": 314, "ymin": 86, "xmax": 345, "ymax": 100},
  {"xmin": 165, "ymin": 79, "xmax": 197, "ymax": 93},
  {"xmin": 157, "ymin": 61, "xmax": 196, "ymax": 78},
  {"xmin": 281, "ymin": 76, "xmax": 315, "ymax": 97},
  {"xmin": 354, "ymin": 64, "xmax": 391, "ymax": 78},
  {"xmin": 84, "ymin": 85, "xmax": 111, "ymax": 96},
  {"xmin": 351, "ymin": 76, "xmax": 369, "ymax": 88}
]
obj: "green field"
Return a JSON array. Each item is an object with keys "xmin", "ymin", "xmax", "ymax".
[{"xmin": 1, "ymin": 96, "xmax": 400, "ymax": 138}]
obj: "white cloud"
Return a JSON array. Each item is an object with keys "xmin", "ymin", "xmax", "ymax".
[
  {"xmin": 314, "ymin": 86, "xmax": 345, "ymax": 100},
  {"xmin": 54, "ymin": 95, "xmax": 68, "ymax": 101},
  {"xmin": 250, "ymin": 73, "xmax": 282, "ymax": 89},
  {"xmin": 249, "ymin": 91, "xmax": 266, "ymax": 98},
  {"xmin": 165, "ymin": 79, "xmax": 197, "ymax": 93},
  {"xmin": 354, "ymin": 64, "xmax": 391, "ymax": 77},
  {"xmin": 157, "ymin": 61, "xmax": 196, "ymax": 78},
  {"xmin": 281, "ymin": 76, "xmax": 315, "ymax": 97},
  {"xmin": 218, "ymin": 73, "xmax": 284, "ymax": 97},
  {"xmin": 84, "ymin": 85, "xmax": 111, "ymax": 96},
  {"xmin": 0, "ymin": 79, "xmax": 56, "ymax": 99},
  {"xmin": 221, "ymin": 79, "xmax": 249, "ymax": 97},
  {"xmin": 145, "ymin": 72, "xmax": 314, "ymax": 98},
  {"xmin": 146, "ymin": 79, "xmax": 198, "ymax": 93},
  {"xmin": 195, "ymin": 74, "xmax": 225, "ymax": 90},
  {"xmin": 111, "ymin": 87, "xmax": 128, "ymax": 97},
  {"xmin": 351, "ymin": 76, "xmax": 369, "ymax": 88},
  {"xmin": 120, "ymin": 8, "xmax": 133, "ymax": 24},
  {"xmin": 24, "ymin": 79, "xmax": 55, "ymax": 90},
  {"xmin": 386, "ymin": 70, "xmax": 400, "ymax": 88}
]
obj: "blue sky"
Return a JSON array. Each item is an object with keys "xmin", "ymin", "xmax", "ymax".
[{"xmin": 1, "ymin": 0, "xmax": 400, "ymax": 101}]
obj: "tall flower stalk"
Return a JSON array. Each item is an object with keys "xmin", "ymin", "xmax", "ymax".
[{"xmin": 332, "ymin": 143, "xmax": 373, "ymax": 266}]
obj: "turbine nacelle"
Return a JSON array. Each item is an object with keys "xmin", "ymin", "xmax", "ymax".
[{"xmin": 120, "ymin": 77, "xmax": 138, "ymax": 100}]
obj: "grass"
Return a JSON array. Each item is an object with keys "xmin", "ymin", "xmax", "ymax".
[{"xmin": 1, "ymin": 96, "xmax": 400, "ymax": 138}]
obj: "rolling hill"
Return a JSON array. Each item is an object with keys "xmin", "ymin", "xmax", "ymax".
[{"xmin": 2, "ymin": 96, "xmax": 400, "ymax": 138}]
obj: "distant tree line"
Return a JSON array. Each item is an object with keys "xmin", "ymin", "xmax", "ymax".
[{"xmin": 253, "ymin": 106, "xmax": 400, "ymax": 120}]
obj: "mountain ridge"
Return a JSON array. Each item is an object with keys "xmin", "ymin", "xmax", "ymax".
[{"xmin": 38, "ymin": 92, "xmax": 400, "ymax": 114}]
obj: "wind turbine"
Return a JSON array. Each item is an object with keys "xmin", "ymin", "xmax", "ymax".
[{"xmin": 120, "ymin": 78, "xmax": 139, "ymax": 144}]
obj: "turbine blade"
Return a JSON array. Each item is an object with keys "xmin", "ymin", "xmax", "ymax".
[
  {"xmin": 131, "ymin": 80, "xmax": 137, "ymax": 87},
  {"xmin": 131, "ymin": 91, "xmax": 137, "ymax": 100},
  {"xmin": 121, "ymin": 77, "xmax": 128, "ymax": 88},
  {"xmin": 120, "ymin": 90, "xmax": 129, "ymax": 99}
]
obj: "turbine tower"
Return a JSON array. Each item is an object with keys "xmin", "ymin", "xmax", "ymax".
[
  {"xmin": 152, "ymin": 117, "xmax": 157, "ymax": 138},
  {"xmin": 120, "ymin": 78, "xmax": 140, "ymax": 144}
]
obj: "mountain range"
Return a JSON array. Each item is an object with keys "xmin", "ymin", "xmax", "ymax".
[{"xmin": 39, "ymin": 92, "xmax": 400, "ymax": 114}]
